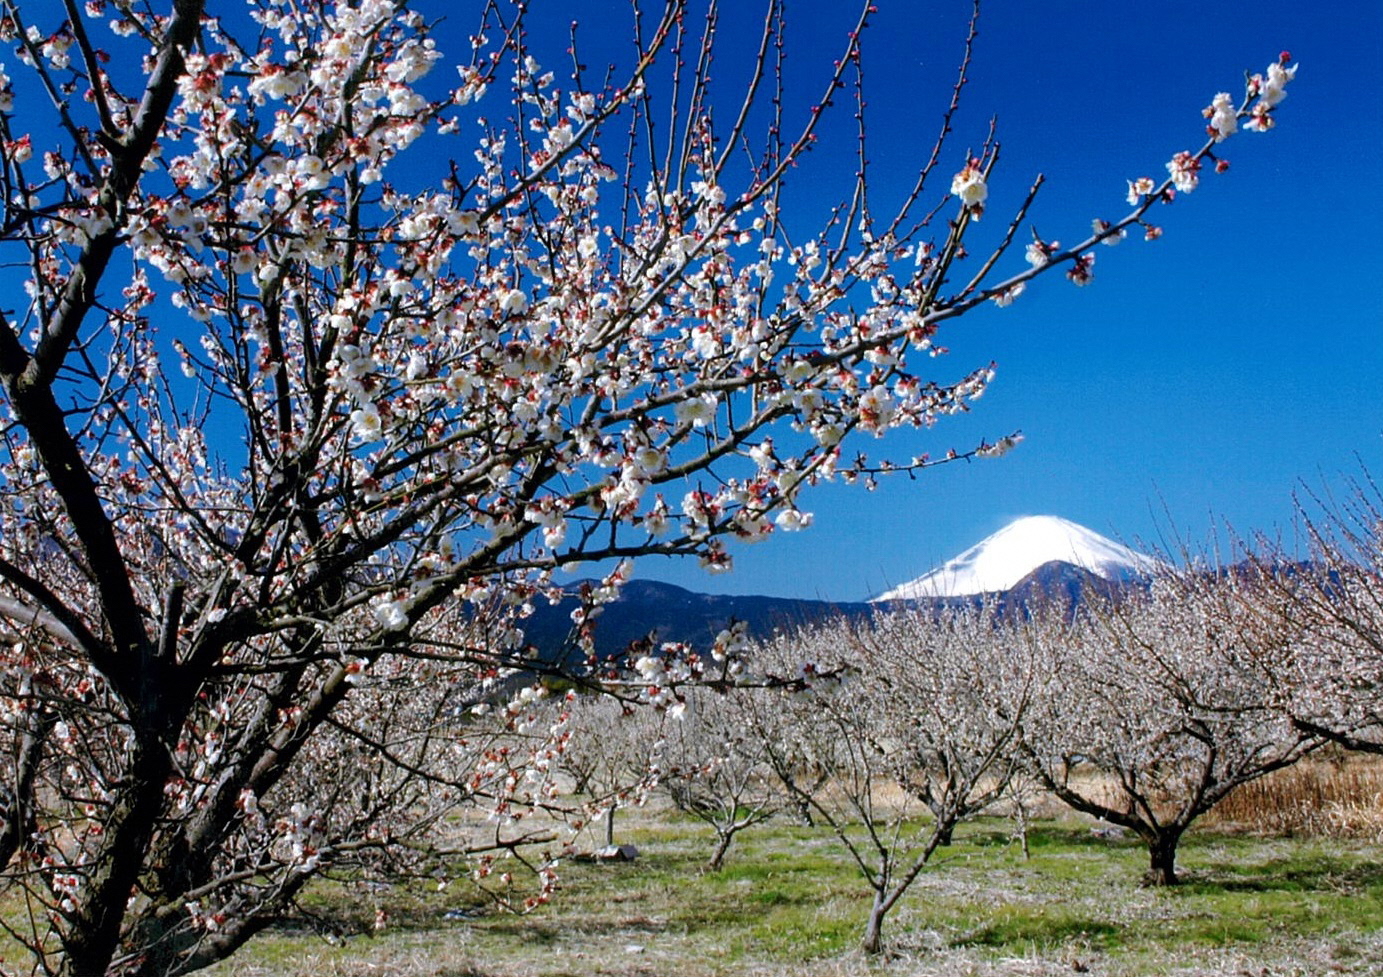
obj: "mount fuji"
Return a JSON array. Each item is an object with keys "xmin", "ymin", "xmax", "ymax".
[{"xmin": 872, "ymin": 515, "xmax": 1162, "ymax": 601}]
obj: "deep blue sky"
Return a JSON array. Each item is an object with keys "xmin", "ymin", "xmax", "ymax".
[{"xmin": 512, "ymin": 0, "xmax": 1381, "ymax": 600}]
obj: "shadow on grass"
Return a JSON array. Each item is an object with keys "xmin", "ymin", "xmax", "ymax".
[
  {"xmin": 1175, "ymin": 855, "xmax": 1383, "ymax": 896},
  {"xmin": 960, "ymin": 823, "xmax": 1141, "ymax": 853}
]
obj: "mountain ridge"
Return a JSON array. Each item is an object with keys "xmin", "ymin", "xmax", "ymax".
[{"xmin": 520, "ymin": 516, "xmax": 1161, "ymax": 656}]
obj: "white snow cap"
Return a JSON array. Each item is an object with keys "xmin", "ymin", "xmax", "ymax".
[{"xmin": 873, "ymin": 515, "xmax": 1161, "ymax": 601}]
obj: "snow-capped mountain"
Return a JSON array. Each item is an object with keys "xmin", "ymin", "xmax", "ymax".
[{"xmin": 872, "ymin": 515, "xmax": 1161, "ymax": 601}]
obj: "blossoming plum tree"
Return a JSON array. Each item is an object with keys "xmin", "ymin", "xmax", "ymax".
[
  {"xmin": 0, "ymin": 0, "xmax": 1295, "ymax": 972},
  {"xmin": 1023, "ymin": 569, "xmax": 1318, "ymax": 886},
  {"xmin": 658, "ymin": 684, "xmax": 782, "ymax": 871},
  {"xmin": 554, "ymin": 690, "xmax": 667, "ymax": 848},
  {"xmin": 747, "ymin": 608, "xmax": 1034, "ymax": 954},
  {"xmin": 1241, "ymin": 477, "xmax": 1383, "ymax": 754}
]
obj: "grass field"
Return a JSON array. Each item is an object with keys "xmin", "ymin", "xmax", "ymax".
[{"xmin": 198, "ymin": 804, "xmax": 1383, "ymax": 977}]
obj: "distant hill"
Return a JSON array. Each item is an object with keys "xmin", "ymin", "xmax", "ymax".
[
  {"xmin": 520, "ymin": 516, "xmax": 1163, "ymax": 656},
  {"xmin": 1002, "ymin": 558, "xmax": 1130, "ymax": 607},
  {"xmin": 520, "ymin": 579, "xmax": 875, "ymax": 658}
]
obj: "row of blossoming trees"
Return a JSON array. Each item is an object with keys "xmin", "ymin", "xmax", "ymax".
[
  {"xmin": 621, "ymin": 492, "xmax": 1380, "ymax": 953},
  {"xmin": 0, "ymin": 0, "xmax": 1301, "ymax": 972}
]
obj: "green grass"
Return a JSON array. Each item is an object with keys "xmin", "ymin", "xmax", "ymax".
[
  {"xmin": 177, "ymin": 812, "xmax": 1383, "ymax": 976},
  {"xmin": 961, "ymin": 910, "xmax": 1122, "ymax": 949}
]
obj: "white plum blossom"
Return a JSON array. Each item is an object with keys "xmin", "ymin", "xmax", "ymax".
[
  {"xmin": 1125, "ymin": 177, "xmax": 1156, "ymax": 206},
  {"xmin": 643, "ymin": 496, "xmax": 671, "ymax": 536},
  {"xmin": 41, "ymin": 31, "xmax": 73, "ymax": 70},
  {"xmin": 682, "ymin": 490, "xmax": 720, "ymax": 527},
  {"xmin": 1092, "ymin": 219, "xmax": 1126, "ymax": 246},
  {"xmin": 5, "ymin": 135, "xmax": 31, "ymax": 164},
  {"xmin": 248, "ymin": 64, "xmax": 307, "ymax": 102},
  {"xmin": 372, "ymin": 596, "xmax": 410, "ymax": 631},
  {"xmin": 1244, "ymin": 58, "xmax": 1295, "ymax": 134},
  {"xmin": 699, "ymin": 542, "xmax": 733, "ymax": 573},
  {"xmin": 690, "ymin": 179, "xmax": 726, "ymax": 207},
  {"xmin": 857, "ymin": 385, "xmax": 897, "ymax": 431},
  {"xmin": 1257, "ymin": 57, "xmax": 1297, "ymax": 108},
  {"xmin": 950, "ymin": 158, "xmax": 988, "ymax": 217},
  {"xmin": 499, "ymin": 288, "xmax": 529, "ymax": 316},
  {"xmin": 991, "ymin": 282, "xmax": 1025, "ymax": 307},
  {"xmin": 632, "ymin": 445, "xmax": 667, "ymax": 475},
  {"xmin": 634, "ymin": 654, "xmax": 666, "ymax": 683},
  {"xmin": 976, "ymin": 433, "xmax": 1022, "ymax": 458},
  {"xmin": 690, "ymin": 325, "xmax": 722, "ymax": 359},
  {"xmin": 1066, "ymin": 252, "xmax": 1096, "ymax": 286},
  {"xmin": 1025, "ymin": 239, "xmax": 1058, "ymax": 268},
  {"xmin": 1166, "ymin": 151, "xmax": 1201, "ymax": 194},
  {"xmin": 675, "ymin": 392, "xmax": 718, "ymax": 428},
  {"xmin": 231, "ymin": 247, "xmax": 257, "ymax": 276},
  {"xmin": 542, "ymin": 521, "xmax": 567, "ymax": 549},
  {"xmin": 405, "ymin": 351, "xmax": 428, "ymax": 380},
  {"xmin": 350, "ymin": 404, "xmax": 384, "ymax": 443},
  {"xmin": 1204, "ymin": 92, "xmax": 1237, "ymax": 141}
]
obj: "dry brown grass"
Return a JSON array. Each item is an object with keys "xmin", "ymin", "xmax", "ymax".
[{"xmin": 1208, "ymin": 753, "xmax": 1383, "ymax": 840}]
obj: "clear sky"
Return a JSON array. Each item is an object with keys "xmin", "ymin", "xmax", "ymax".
[{"xmin": 499, "ymin": 0, "xmax": 1381, "ymax": 601}]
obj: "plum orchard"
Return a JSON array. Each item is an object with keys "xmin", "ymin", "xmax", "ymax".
[{"xmin": 0, "ymin": 0, "xmax": 1295, "ymax": 973}]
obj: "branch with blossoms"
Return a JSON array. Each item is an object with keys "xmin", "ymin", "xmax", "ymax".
[
  {"xmin": 948, "ymin": 52, "xmax": 1298, "ymax": 313},
  {"xmin": 1228, "ymin": 469, "xmax": 1383, "ymax": 757}
]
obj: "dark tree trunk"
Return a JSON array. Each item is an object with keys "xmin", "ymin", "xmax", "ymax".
[
  {"xmin": 1145, "ymin": 831, "xmax": 1182, "ymax": 886},
  {"xmin": 861, "ymin": 888, "xmax": 888, "ymax": 955},
  {"xmin": 707, "ymin": 830, "xmax": 734, "ymax": 872},
  {"xmin": 57, "ymin": 742, "xmax": 173, "ymax": 977}
]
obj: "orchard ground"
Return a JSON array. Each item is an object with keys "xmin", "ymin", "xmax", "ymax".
[{"xmin": 186, "ymin": 760, "xmax": 1383, "ymax": 977}]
